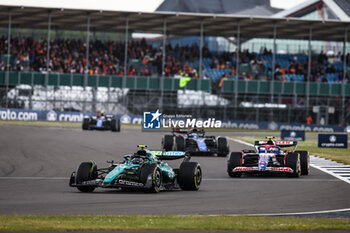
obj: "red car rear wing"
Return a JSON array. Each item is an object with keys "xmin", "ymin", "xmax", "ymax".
[{"xmin": 254, "ymin": 140, "xmax": 297, "ymax": 147}]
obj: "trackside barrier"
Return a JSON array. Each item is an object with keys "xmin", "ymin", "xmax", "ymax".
[
  {"xmin": 0, "ymin": 108, "xmax": 348, "ymax": 132},
  {"xmin": 281, "ymin": 130, "xmax": 305, "ymax": 141},
  {"xmin": 222, "ymin": 79, "xmax": 350, "ymax": 96},
  {"xmin": 0, "ymin": 72, "xmax": 211, "ymax": 92},
  {"xmin": 318, "ymin": 133, "xmax": 348, "ymax": 148}
]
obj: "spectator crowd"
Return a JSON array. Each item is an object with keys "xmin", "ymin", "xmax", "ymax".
[{"xmin": 0, "ymin": 36, "xmax": 349, "ymax": 84}]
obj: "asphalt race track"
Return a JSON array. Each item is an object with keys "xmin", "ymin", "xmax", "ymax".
[{"xmin": 0, "ymin": 125, "xmax": 350, "ymax": 216}]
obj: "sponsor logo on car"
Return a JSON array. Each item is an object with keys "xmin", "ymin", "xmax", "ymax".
[
  {"xmin": 152, "ymin": 150, "xmax": 186, "ymax": 156},
  {"xmin": 117, "ymin": 179, "xmax": 144, "ymax": 187},
  {"xmin": 269, "ymin": 167, "xmax": 293, "ymax": 172},
  {"xmin": 163, "ymin": 151, "xmax": 186, "ymax": 156},
  {"xmin": 233, "ymin": 167, "xmax": 293, "ymax": 172},
  {"xmin": 275, "ymin": 141, "xmax": 294, "ymax": 145}
]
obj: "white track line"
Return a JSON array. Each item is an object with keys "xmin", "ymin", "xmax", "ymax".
[
  {"xmin": 203, "ymin": 178, "xmax": 339, "ymax": 182},
  {"xmin": 228, "ymin": 138, "xmax": 350, "ymax": 185},
  {"xmin": 228, "ymin": 138, "xmax": 254, "ymax": 147},
  {"xmin": 0, "ymin": 177, "xmax": 340, "ymax": 182},
  {"xmin": 311, "ymin": 164, "xmax": 350, "ymax": 185},
  {"xmin": 244, "ymin": 208, "xmax": 350, "ymax": 216},
  {"xmin": 212, "ymin": 208, "xmax": 350, "ymax": 217}
]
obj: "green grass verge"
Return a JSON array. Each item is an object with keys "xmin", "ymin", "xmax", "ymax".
[
  {"xmin": 0, "ymin": 120, "xmax": 81, "ymax": 127},
  {"xmin": 0, "ymin": 215, "xmax": 350, "ymax": 231},
  {"xmin": 230, "ymin": 136, "xmax": 350, "ymax": 165}
]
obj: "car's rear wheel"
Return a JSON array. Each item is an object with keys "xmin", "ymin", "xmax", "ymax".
[
  {"xmin": 75, "ymin": 161, "xmax": 97, "ymax": 192},
  {"xmin": 296, "ymin": 150, "xmax": 309, "ymax": 175},
  {"xmin": 217, "ymin": 137, "xmax": 229, "ymax": 157},
  {"xmin": 82, "ymin": 118, "xmax": 90, "ymax": 130},
  {"xmin": 286, "ymin": 152, "xmax": 301, "ymax": 178},
  {"xmin": 140, "ymin": 164, "xmax": 161, "ymax": 193},
  {"xmin": 162, "ymin": 135, "xmax": 173, "ymax": 151},
  {"xmin": 111, "ymin": 119, "xmax": 121, "ymax": 132},
  {"xmin": 178, "ymin": 162, "xmax": 202, "ymax": 190},
  {"xmin": 176, "ymin": 135, "xmax": 185, "ymax": 151},
  {"xmin": 227, "ymin": 152, "xmax": 242, "ymax": 177}
]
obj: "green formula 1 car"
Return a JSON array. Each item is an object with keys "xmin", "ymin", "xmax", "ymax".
[{"xmin": 69, "ymin": 145, "xmax": 202, "ymax": 193}]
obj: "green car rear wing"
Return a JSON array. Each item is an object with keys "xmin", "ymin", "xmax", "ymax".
[{"xmin": 151, "ymin": 150, "xmax": 187, "ymax": 160}]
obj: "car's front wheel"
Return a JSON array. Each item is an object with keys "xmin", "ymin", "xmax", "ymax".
[
  {"xmin": 295, "ymin": 150, "xmax": 309, "ymax": 175},
  {"xmin": 217, "ymin": 137, "xmax": 229, "ymax": 157},
  {"xmin": 178, "ymin": 162, "xmax": 202, "ymax": 190},
  {"xmin": 286, "ymin": 152, "xmax": 301, "ymax": 178},
  {"xmin": 162, "ymin": 135, "xmax": 174, "ymax": 151},
  {"xmin": 82, "ymin": 118, "xmax": 90, "ymax": 130},
  {"xmin": 111, "ymin": 119, "xmax": 121, "ymax": 132},
  {"xmin": 227, "ymin": 152, "xmax": 242, "ymax": 177},
  {"xmin": 75, "ymin": 161, "xmax": 97, "ymax": 192},
  {"xmin": 176, "ymin": 135, "xmax": 185, "ymax": 151},
  {"xmin": 140, "ymin": 164, "xmax": 161, "ymax": 193}
]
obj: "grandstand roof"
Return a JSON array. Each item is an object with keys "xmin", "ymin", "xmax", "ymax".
[
  {"xmin": 0, "ymin": 5, "xmax": 349, "ymax": 41},
  {"xmin": 234, "ymin": 5, "xmax": 281, "ymax": 16}
]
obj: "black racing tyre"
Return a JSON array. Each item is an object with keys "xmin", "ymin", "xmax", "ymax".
[
  {"xmin": 82, "ymin": 118, "xmax": 90, "ymax": 130},
  {"xmin": 162, "ymin": 135, "xmax": 174, "ymax": 151},
  {"xmin": 296, "ymin": 150, "xmax": 310, "ymax": 175},
  {"xmin": 140, "ymin": 163, "xmax": 161, "ymax": 193},
  {"xmin": 176, "ymin": 135, "xmax": 185, "ymax": 151},
  {"xmin": 217, "ymin": 137, "xmax": 229, "ymax": 157},
  {"xmin": 227, "ymin": 152, "xmax": 242, "ymax": 177},
  {"xmin": 111, "ymin": 119, "xmax": 121, "ymax": 132},
  {"xmin": 69, "ymin": 172, "xmax": 75, "ymax": 187},
  {"xmin": 75, "ymin": 162, "xmax": 97, "ymax": 192},
  {"xmin": 178, "ymin": 162, "xmax": 202, "ymax": 190},
  {"xmin": 286, "ymin": 152, "xmax": 301, "ymax": 178}
]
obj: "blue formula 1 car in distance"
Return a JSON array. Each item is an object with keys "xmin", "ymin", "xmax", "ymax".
[
  {"xmin": 82, "ymin": 110, "xmax": 120, "ymax": 132},
  {"xmin": 69, "ymin": 145, "xmax": 202, "ymax": 193},
  {"xmin": 162, "ymin": 128, "xmax": 229, "ymax": 157}
]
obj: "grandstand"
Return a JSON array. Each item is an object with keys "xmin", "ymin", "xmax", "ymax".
[{"xmin": 0, "ymin": 0, "xmax": 349, "ymax": 126}]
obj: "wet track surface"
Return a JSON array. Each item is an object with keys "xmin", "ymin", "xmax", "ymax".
[{"xmin": 0, "ymin": 125, "xmax": 349, "ymax": 216}]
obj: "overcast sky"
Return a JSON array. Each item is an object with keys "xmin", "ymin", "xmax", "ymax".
[
  {"xmin": 0, "ymin": 0, "xmax": 309, "ymax": 11},
  {"xmin": 270, "ymin": 0, "xmax": 308, "ymax": 9}
]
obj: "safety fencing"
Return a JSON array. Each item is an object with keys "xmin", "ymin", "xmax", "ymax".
[
  {"xmin": 0, "ymin": 107, "xmax": 347, "ymax": 132},
  {"xmin": 1, "ymin": 71, "xmax": 350, "ymax": 96}
]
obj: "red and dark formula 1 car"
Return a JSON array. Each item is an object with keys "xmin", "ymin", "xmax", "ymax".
[
  {"xmin": 227, "ymin": 136, "xmax": 310, "ymax": 178},
  {"xmin": 162, "ymin": 128, "xmax": 229, "ymax": 157}
]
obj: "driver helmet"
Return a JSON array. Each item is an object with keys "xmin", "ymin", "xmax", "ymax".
[
  {"xmin": 258, "ymin": 146, "xmax": 267, "ymax": 153},
  {"xmin": 101, "ymin": 110, "xmax": 105, "ymax": 116},
  {"xmin": 191, "ymin": 128, "xmax": 198, "ymax": 137},
  {"xmin": 269, "ymin": 146, "xmax": 281, "ymax": 154},
  {"xmin": 146, "ymin": 150, "xmax": 157, "ymax": 161},
  {"xmin": 131, "ymin": 157, "xmax": 143, "ymax": 164}
]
